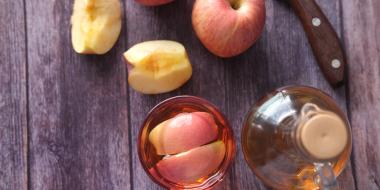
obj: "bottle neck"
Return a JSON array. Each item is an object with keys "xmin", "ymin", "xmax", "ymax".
[
  {"xmin": 293, "ymin": 103, "xmax": 347, "ymax": 190},
  {"xmin": 294, "ymin": 103, "xmax": 348, "ymax": 161}
]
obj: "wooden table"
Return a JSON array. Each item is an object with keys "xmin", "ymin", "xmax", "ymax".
[{"xmin": 1, "ymin": 0, "xmax": 379, "ymax": 189}]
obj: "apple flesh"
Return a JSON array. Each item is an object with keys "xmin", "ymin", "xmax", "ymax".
[
  {"xmin": 155, "ymin": 141, "xmax": 226, "ymax": 184},
  {"xmin": 192, "ymin": 0, "xmax": 266, "ymax": 57},
  {"xmin": 124, "ymin": 40, "xmax": 192, "ymax": 94},
  {"xmin": 135, "ymin": 0, "xmax": 174, "ymax": 6},
  {"xmin": 71, "ymin": 0, "xmax": 122, "ymax": 54},
  {"xmin": 149, "ymin": 112, "xmax": 218, "ymax": 155}
]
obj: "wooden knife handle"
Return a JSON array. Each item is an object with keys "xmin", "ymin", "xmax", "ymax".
[{"xmin": 289, "ymin": 0, "xmax": 346, "ymax": 87}]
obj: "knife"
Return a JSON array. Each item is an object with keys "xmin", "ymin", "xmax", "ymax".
[{"xmin": 287, "ymin": 0, "xmax": 346, "ymax": 87}]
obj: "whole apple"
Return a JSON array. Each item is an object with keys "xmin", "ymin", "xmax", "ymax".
[
  {"xmin": 135, "ymin": 0, "xmax": 175, "ymax": 6},
  {"xmin": 192, "ymin": 0, "xmax": 265, "ymax": 58}
]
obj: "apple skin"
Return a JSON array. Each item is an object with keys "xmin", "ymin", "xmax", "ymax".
[
  {"xmin": 135, "ymin": 0, "xmax": 175, "ymax": 6},
  {"xmin": 149, "ymin": 112, "xmax": 218, "ymax": 155},
  {"xmin": 154, "ymin": 141, "xmax": 226, "ymax": 184},
  {"xmin": 192, "ymin": 0, "xmax": 266, "ymax": 58}
]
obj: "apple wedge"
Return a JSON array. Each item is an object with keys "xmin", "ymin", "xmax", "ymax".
[
  {"xmin": 149, "ymin": 112, "xmax": 218, "ymax": 155},
  {"xmin": 135, "ymin": 0, "xmax": 174, "ymax": 6},
  {"xmin": 124, "ymin": 40, "xmax": 192, "ymax": 94},
  {"xmin": 155, "ymin": 141, "xmax": 226, "ymax": 184},
  {"xmin": 71, "ymin": 0, "xmax": 122, "ymax": 54}
]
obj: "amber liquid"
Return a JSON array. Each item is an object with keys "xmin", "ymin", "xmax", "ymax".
[
  {"xmin": 138, "ymin": 96, "xmax": 235, "ymax": 189},
  {"xmin": 242, "ymin": 86, "xmax": 351, "ymax": 190}
]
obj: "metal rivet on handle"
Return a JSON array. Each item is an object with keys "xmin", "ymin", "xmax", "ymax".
[
  {"xmin": 331, "ymin": 59, "xmax": 341, "ymax": 69},
  {"xmin": 312, "ymin": 17, "xmax": 321, "ymax": 27}
]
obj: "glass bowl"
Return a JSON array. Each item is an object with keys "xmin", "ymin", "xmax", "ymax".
[{"xmin": 138, "ymin": 95, "xmax": 236, "ymax": 189}]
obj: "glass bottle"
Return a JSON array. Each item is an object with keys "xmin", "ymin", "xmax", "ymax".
[
  {"xmin": 242, "ymin": 86, "xmax": 352, "ymax": 190},
  {"xmin": 138, "ymin": 96, "xmax": 236, "ymax": 189}
]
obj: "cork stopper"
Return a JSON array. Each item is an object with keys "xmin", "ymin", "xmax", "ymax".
[{"xmin": 298, "ymin": 112, "xmax": 348, "ymax": 160}]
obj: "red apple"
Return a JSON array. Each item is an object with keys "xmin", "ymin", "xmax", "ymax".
[
  {"xmin": 192, "ymin": 0, "xmax": 266, "ymax": 58},
  {"xmin": 135, "ymin": 0, "xmax": 174, "ymax": 6}
]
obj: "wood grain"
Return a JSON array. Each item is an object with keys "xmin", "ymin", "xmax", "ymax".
[
  {"xmin": 126, "ymin": 1, "xmax": 232, "ymax": 189},
  {"xmin": 289, "ymin": 0, "xmax": 346, "ymax": 87},
  {"xmin": 25, "ymin": 0, "xmax": 131, "ymax": 189},
  {"xmin": 342, "ymin": 0, "xmax": 380, "ymax": 189},
  {"xmin": 1, "ymin": 0, "xmax": 378, "ymax": 189},
  {"xmin": 224, "ymin": 0, "xmax": 355, "ymax": 189},
  {"xmin": 0, "ymin": 0, "xmax": 28, "ymax": 189},
  {"xmin": 126, "ymin": 0, "xmax": 355, "ymax": 189}
]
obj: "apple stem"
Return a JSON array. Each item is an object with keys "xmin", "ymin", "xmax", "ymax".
[{"xmin": 228, "ymin": 0, "xmax": 242, "ymax": 10}]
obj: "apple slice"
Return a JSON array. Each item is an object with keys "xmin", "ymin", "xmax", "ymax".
[
  {"xmin": 71, "ymin": 0, "xmax": 122, "ymax": 54},
  {"xmin": 149, "ymin": 112, "xmax": 218, "ymax": 155},
  {"xmin": 124, "ymin": 40, "xmax": 192, "ymax": 94},
  {"xmin": 135, "ymin": 0, "xmax": 175, "ymax": 6},
  {"xmin": 155, "ymin": 141, "xmax": 226, "ymax": 184}
]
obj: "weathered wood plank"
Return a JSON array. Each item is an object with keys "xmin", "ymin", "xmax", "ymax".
[
  {"xmin": 126, "ymin": 1, "xmax": 232, "ymax": 189},
  {"xmin": 342, "ymin": 0, "xmax": 380, "ymax": 189},
  {"xmin": 25, "ymin": 0, "xmax": 131, "ymax": 189},
  {"xmin": 126, "ymin": 0, "xmax": 355, "ymax": 189},
  {"xmin": 0, "ymin": 0, "xmax": 28, "ymax": 189},
  {"xmin": 225, "ymin": 0, "xmax": 355, "ymax": 189}
]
